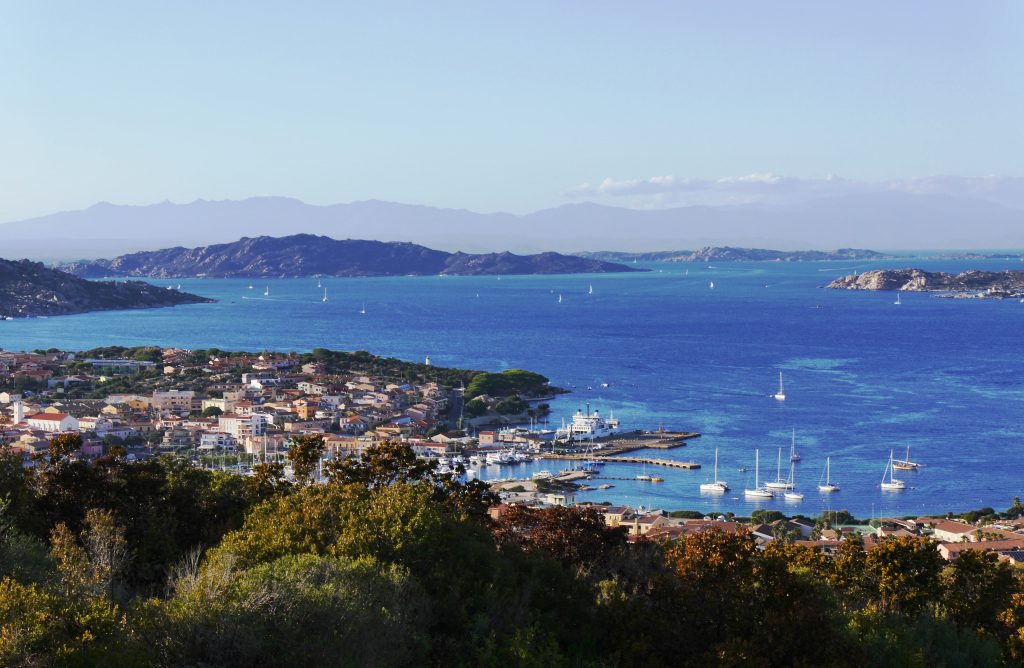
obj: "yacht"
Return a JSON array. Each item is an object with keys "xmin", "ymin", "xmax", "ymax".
[
  {"xmin": 773, "ymin": 372, "xmax": 786, "ymax": 401},
  {"xmin": 588, "ymin": 284, "xmax": 593, "ymax": 295},
  {"xmin": 699, "ymin": 448, "xmax": 729, "ymax": 493},
  {"xmin": 789, "ymin": 429, "xmax": 801, "ymax": 461},
  {"xmin": 558, "ymin": 294, "xmax": 563, "ymax": 303},
  {"xmin": 744, "ymin": 449, "xmax": 775, "ymax": 498},
  {"xmin": 360, "ymin": 303, "xmax": 366, "ymax": 315},
  {"xmin": 818, "ymin": 457, "xmax": 839, "ymax": 493},
  {"xmin": 783, "ymin": 460, "xmax": 804, "ymax": 500},
  {"xmin": 264, "ymin": 286, "xmax": 270, "ymax": 296},
  {"xmin": 880, "ymin": 450, "xmax": 906, "ymax": 490},
  {"xmin": 322, "ymin": 288, "xmax": 328, "ymax": 303},
  {"xmin": 892, "ymin": 445, "xmax": 920, "ymax": 471},
  {"xmin": 764, "ymin": 448, "xmax": 794, "ymax": 490},
  {"xmin": 709, "ymin": 281, "xmax": 715, "ymax": 289},
  {"xmin": 894, "ymin": 291, "xmax": 902, "ymax": 305}
]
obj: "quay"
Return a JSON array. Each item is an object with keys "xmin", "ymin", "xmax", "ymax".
[{"xmin": 595, "ymin": 456, "xmax": 701, "ymax": 469}]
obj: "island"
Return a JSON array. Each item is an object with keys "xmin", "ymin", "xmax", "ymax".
[
  {"xmin": 826, "ymin": 268, "xmax": 1024, "ymax": 299},
  {"xmin": 578, "ymin": 246, "xmax": 891, "ymax": 263},
  {"xmin": 62, "ymin": 234, "xmax": 643, "ymax": 278},
  {"xmin": 0, "ymin": 258, "xmax": 212, "ymax": 319}
]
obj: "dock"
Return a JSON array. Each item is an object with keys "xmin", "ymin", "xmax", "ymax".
[{"xmin": 595, "ymin": 456, "xmax": 701, "ymax": 469}]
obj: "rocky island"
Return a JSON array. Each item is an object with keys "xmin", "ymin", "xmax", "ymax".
[
  {"xmin": 0, "ymin": 258, "xmax": 212, "ymax": 319},
  {"xmin": 63, "ymin": 235, "xmax": 643, "ymax": 278},
  {"xmin": 579, "ymin": 246, "xmax": 890, "ymax": 263},
  {"xmin": 826, "ymin": 268, "xmax": 1024, "ymax": 299}
]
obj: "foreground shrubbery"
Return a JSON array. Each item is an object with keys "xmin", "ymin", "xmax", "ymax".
[{"xmin": 0, "ymin": 441, "xmax": 1022, "ymax": 666}]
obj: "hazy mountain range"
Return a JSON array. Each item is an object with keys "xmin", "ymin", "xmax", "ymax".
[{"xmin": 3, "ymin": 192, "xmax": 1024, "ymax": 261}]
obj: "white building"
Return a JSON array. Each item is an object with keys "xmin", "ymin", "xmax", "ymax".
[{"xmin": 26, "ymin": 413, "xmax": 79, "ymax": 433}]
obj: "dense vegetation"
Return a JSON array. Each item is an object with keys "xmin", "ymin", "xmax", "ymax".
[
  {"xmin": 1, "ymin": 436, "xmax": 1023, "ymax": 666},
  {"xmin": 464, "ymin": 369, "xmax": 559, "ymax": 400}
]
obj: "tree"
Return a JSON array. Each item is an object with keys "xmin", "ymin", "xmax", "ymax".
[
  {"xmin": 286, "ymin": 435, "xmax": 324, "ymax": 485},
  {"xmin": 940, "ymin": 548, "xmax": 1016, "ymax": 633},
  {"xmin": 864, "ymin": 536, "xmax": 943, "ymax": 615},
  {"xmin": 201, "ymin": 406, "xmax": 223, "ymax": 418},
  {"xmin": 48, "ymin": 432, "xmax": 82, "ymax": 462},
  {"xmin": 492, "ymin": 505, "xmax": 627, "ymax": 573}
]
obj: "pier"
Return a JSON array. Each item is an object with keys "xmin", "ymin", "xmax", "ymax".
[{"xmin": 595, "ymin": 456, "xmax": 701, "ymax": 469}]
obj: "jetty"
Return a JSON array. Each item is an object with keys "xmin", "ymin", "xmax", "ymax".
[{"xmin": 595, "ymin": 456, "xmax": 700, "ymax": 469}]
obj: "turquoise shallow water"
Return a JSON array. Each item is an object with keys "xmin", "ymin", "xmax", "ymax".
[{"xmin": 2, "ymin": 259, "xmax": 1023, "ymax": 517}]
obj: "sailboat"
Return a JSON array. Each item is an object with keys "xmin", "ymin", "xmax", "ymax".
[
  {"xmin": 892, "ymin": 444, "xmax": 920, "ymax": 471},
  {"xmin": 359, "ymin": 303, "xmax": 366, "ymax": 315},
  {"xmin": 636, "ymin": 462, "xmax": 652, "ymax": 481},
  {"xmin": 773, "ymin": 372, "xmax": 786, "ymax": 401},
  {"xmin": 784, "ymin": 459, "xmax": 804, "ymax": 500},
  {"xmin": 789, "ymin": 429, "xmax": 801, "ymax": 461},
  {"xmin": 263, "ymin": 286, "xmax": 270, "ymax": 296},
  {"xmin": 558, "ymin": 294, "xmax": 563, "ymax": 303},
  {"xmin": 317, "ymin": 279, "xmax": 322, "ymax": 288},
  {"xmin": 818, "ymin": 457, "xmax": 839, "ymax": 492},
  {"xmin": 322, "ymin": 288, "xmax": 328, "ymax": 303},
  {"xmin": 880, "ymin": 450, "xmax": 906, "ymax": 490},
  {"xmin": 894, "ymin": 291, "xmax": 902, "ymax": 305},
  {"xmin": 248, "ymin": 284, "xmax": 254, "ymax": 289},
  {"xmin": 765, "ymin": 448, "xmax": 794, "ymax": 490},
  {"xmin": 588, "ymin": 284, "xmax": 593, "ymax": 295},
  {"xmin": 699, "ymin": 449, "xmax": 729, "ymax": 493},
  {"xmin": 709, "ymin": 281, "xmax": 715, "ymax": 289},
  {"xmin": 744, "ymin": 449, "xmax": 774, "ymax": 498}
]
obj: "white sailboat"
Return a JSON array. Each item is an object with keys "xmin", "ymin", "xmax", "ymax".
[
  {"xmin": 359, "ymin": 303, "xmax": 366, "ymax": 315},
  {"xmin": 773, "ymin": 372, "xmax": 786, "ymax": 401},
  {"xmin": 248, "ymin": 284, "xmax": 253, "ymax": 289},
  {"xmin": 558, "ymin": 294, "xmax": 563, "ymax": 303},
  {"xmin": 818, "ymin": 457, "xmax": 839, "ymax": 492},
  {"xmin": 699, "ymin": 448, "xmax": 729, "ymax": 493},
  {"xmin": 880, "ymin": 450, "xmax": 906, "ymax": 490},
  {"xmin": 322, "ymin": 288, "xmax": 328, "ymax": 303},
  {"xmin": 263, "ymin": 286, "xmax": 270, "ymax": 296},
  {"xmin": 588, "ymin": 284, "xmax": 593, "ymax": 295},
  {"xmin": 789, "ymin": 429, "xmax": 801, "ymax": 461},
  {"xmin": 317, "ymin": 279, "xmax": 322, "ymax": 288},
  {"xmin": 894, "ymin": 291, "xmax": 902, "ymax": 305},
  {"xmin": 784, "ymin": 459, "xmax": 804, "ymax": 501},
  {"xmin": 765, "ymin": 447, "xmax": 794, "ymax": 490},
  {"xmin": 709, "ymin": 281, "xmax": 715, "ymax": 289},
  {"xmin": 744, "ymin": 449, "xmax": 774, "ymax": 498},
  {"xmin": 636, "ymin": 462, "xmax": 652, "ymax": 481}
]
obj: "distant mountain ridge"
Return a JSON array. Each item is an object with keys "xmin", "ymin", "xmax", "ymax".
[
  {"xmin": 0, "ymin": 259, "xmax": 211, "ymax": 319},
  {"xmin": 4, "ymin": 192, "xmax": 1024, "ymax": 260},
  {"xmin": 62, "ymin": 235, "xmax": 641, "ymax": 278},
  {"xmin": 578, "ymin": 246, "xmax": 891, "ymax": 263}
]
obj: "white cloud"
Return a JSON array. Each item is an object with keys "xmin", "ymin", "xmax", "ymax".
[{"xmin": 565, "ymin": 173, "xmax": 1024, "ymax": 210}]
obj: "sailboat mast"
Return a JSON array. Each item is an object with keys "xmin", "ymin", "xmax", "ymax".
[{"xmin": 755, "ymin": 449, "xmax": 760, "ymax": 487}]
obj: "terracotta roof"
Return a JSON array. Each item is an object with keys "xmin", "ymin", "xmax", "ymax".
[{"xmin": 27, "ymin": 413, "xmax": 69, "ymax": 421}]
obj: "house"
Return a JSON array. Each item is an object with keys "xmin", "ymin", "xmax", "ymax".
[
  {"xmin": 938, "ymin": 538, "xmax": 1024, "ymax": 561},
  {"xmin": 26, "ymin": 413, "xmax": 79, "ymax": 433},
  {"xmin": 932, "ymin": 520, "xmax": 978, "ymax": 543},
  {"xmin": 152, "ymin": 390, "xmax": 196, "ymax": 414}
]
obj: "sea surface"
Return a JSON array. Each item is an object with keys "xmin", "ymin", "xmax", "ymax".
[{"xmin": 2, "ymin": 259, "xmax": 1023, "ymax": 518}]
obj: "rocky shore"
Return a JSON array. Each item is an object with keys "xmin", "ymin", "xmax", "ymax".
[
  {"xmin": 0, "ymin": 258, "xmax": 213, "ymax": 319},
  {"xmin": 826, "ymin": 268, "xmax": 1024, "ymax": 299}
]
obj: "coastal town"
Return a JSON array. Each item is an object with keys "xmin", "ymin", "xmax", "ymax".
[{"xmin": 3, "ymin": 345, "xmax": 1022, "ymax": 570}]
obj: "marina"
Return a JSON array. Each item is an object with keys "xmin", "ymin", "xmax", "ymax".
[{"xmin": 2, "ymin": 258, "xmax": 1022, "ymax": 516}]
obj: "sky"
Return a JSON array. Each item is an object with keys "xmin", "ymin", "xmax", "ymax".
[{"xmin": 2, "ymin": 1, "xmax": 1023, "ymax": 222}]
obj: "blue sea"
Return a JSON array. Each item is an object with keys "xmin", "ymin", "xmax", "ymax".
[{"xmin": 2, "ymin": 259, "xmax": 1023, "ymax": 518}]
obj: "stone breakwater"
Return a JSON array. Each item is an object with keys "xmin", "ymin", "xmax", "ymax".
[{"xmin": 826, "ymin": 268, "xmax": 1024, "ymax": 299}]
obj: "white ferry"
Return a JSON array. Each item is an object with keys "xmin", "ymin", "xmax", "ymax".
[{"xmin": 555, "ymin": 406, "xmax": 620, "ymax": 441}]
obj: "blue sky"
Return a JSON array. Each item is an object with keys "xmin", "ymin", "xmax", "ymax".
[{"xmin": 2, "ymin": 1, "xmax": 1022, "ymax": 220}]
